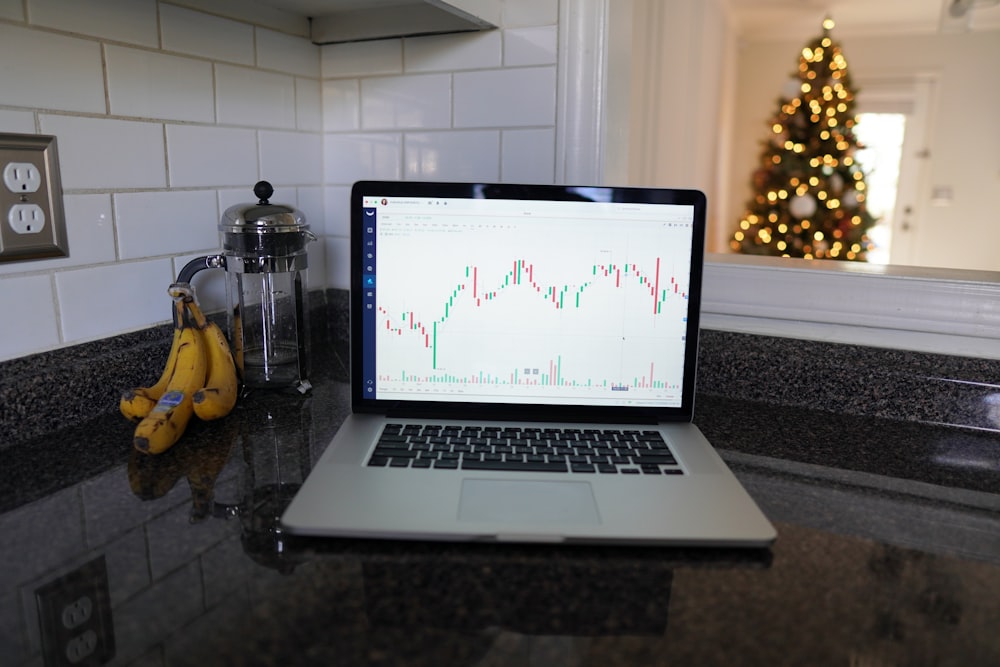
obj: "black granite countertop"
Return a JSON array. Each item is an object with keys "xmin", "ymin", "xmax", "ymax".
[{"xmin": 2, "ymin": 298, "xmax": 999, "ymax": 666}]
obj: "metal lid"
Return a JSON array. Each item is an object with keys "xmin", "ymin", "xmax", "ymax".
[{"xmin": 219, "ymin": 181, "xmax": 308, "ymax": 234}]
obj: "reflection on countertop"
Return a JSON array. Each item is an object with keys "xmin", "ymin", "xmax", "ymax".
[{"xmin": 1, "ymin": 307, "xmax": 999, "ymax": 665}]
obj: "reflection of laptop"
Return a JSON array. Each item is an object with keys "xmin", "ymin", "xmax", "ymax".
[{"xmin": 281, "ymin": 181, "xmax": 775, "ymax": 546}]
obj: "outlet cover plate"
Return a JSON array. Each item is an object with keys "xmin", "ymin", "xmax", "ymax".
[
  {"xmin": 35, "ymin": 555, "xmax": 116, "ymax": 667},
  {"xmin": 0, "ymin": 132, "xmax": 69, "ymax": 263}
]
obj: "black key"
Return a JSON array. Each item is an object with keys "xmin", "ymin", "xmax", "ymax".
[
  {"xmin": 368, "ymin": 456, "xmax": 390, "ymax": 467},
  {"xmin": 434, "ymin": 459, "xmax": 459, "ymax": 469},
  {"xmin": 390, "ymin": 458, "xmax": 411, "ymax": 468},
  {"xmin": 663, "ymin": 468, "xmax": 684, "ymax": 475},
  {"xmin": 620, "ymin": 468, "xmax": 640, "ymax": 475},
  {"xmin": 634, "ymin": 453, "xmax": 677, "ymax": 465},
  {"xmin": 462, "ymin": 459, "xmax": 569, "ymax": 473},
  {"xmin": 597, "ymin": 464, "xmax": 618, "ymax": 474},
  {"xmin": 411, "ymin": 458, "xmax": 434, "ymax": 468},
  {"xmin": 388, "ymin": 449, "xmax": 418, "ymax": 459},
  {"xmin": 641, "ymin": 465, "xmax": 662, "ymax": 474},
  {"xmin": 571, "ymin": 463, "xmax": 596, "ymax": 473}
]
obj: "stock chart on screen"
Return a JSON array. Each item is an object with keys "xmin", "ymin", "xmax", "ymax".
[{"xmin": 366, "ymin": 196, "xmax": 695, "ymax": 407}]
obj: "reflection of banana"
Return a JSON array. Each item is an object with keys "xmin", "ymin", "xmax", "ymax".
[
  {"xmin": 133, "ymin": 303, "xmax": 207, "ymax": 455},
  {"xmin": 119, "ymin": 300, "xmax": 185, "ymax": 422},
  {"xmin": 186, "ymin": 299, "xmax": 239, "ymax": 421}
]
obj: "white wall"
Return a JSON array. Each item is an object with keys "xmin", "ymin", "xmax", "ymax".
[
  {"xmin": 0, "ymin": 0, "xmax": 560, "ymax": 362},
  {"xmin": 0, "ymin": 0, "xmax": 323, "ymax": 361},
  {"xmin": 602, "ymin": 0, "xmax": 733, "ymax": 249},
  {"xmin": 317, "ymin": 1, "xmax": 560, "ymax": 290},
  {"xmin": 725, "ymin": 29, "xmax": 1000, "ymax": 270}
]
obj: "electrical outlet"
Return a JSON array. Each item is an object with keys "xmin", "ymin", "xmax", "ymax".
[
  {"xmin": 0, "ymin": 132, "xmax": 69, "ymax": 262},
  {"xmin": 35, "ymin": 556, "xmax": 116, "ymax": 667}
]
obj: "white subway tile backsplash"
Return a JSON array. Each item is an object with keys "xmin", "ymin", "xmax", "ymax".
[
  {"xmin": 321, "ymin": 40, "xmax": 403, "ymax": 78},
  {"xmin": 322, "ymin": 186, "xmax": 351, "ymax": 237},
  {"xmin": 361, "ymin": 74, "xmax": 451, "ymax": 130},
  {"xmin": 501, "ymin": 128, "xmax": 555, "ymax": 183},
  {"xmin": 0, "ymin": 110, "xmax": 36, "ymax": 134},
  {"xmin": 256, "ymin": 28, "xmax": 320, "ymax": 77},
  {"xmin": 324, "ymin": 133, "xmax": 402, "ymax": 184},
  {"xmin": 0, "ymin": 0, "xmax": 23, "ymax": 20},
  {"xmin": 323, "ymin": 80, "xmax": 361, "ymax": 132},
  {"xmin": 259, "ymin": 130, "xmax": 323, "ymax": 186},
  {"xmin": 454, "ymin": 67, "xmax": 556, "ymax": 128},
  {"xmin": 115, "ymin": 190, "xmax": 220, "ymax": 260},
  {"xmin": 40, "ymin": 115, "xmax": 167, "ymax": 189},
  {"xmin": 106, "ymin": 46, "xmax": 215, "ymax": 123},
  {"xmin": 160, "ymin": 4, "xmax": 254, "ymax": 65},
  {"xmin": 296, "ymin": 77, "xmax": 323, "ymax": 132},
  {"xmin": 30, "ymin": 0, "xmax": 158, "ymax": 47},
  {"xmin": 404, "ymin": 131, "xmax": 500, "ymax": 181},
  {"xmin": 56, "ymin": 260, "xmax": 176, "ymax": 344},
  {"xmin": 0, "ymin": 275, "xmax": 59, "ymax": 360},
  {"xmin": 404, "ymin": 31, "xmax": 502, "ymax": 72},
  {"xmin": 0, "ymin": 25, "xmax": 105, "ymax": 114},
  {"xmin": 216, "ymin": 65, "xmax": 297, "ymax": 129},
  {"xmin": 503, "ymin": 26, "xmax": 558, "ymax": 66},
  {"xmin": 0, "ymin": 1, "xmax": 565, "ymax": 361},
  {"xmin": 322, "ymin": 236, "xmax": 351, "ymax": 290},
  {"xmin": 165, "ymin": 124, "xmax": 257, "ymax": 188},
  {"xmin": 502, "ymin": 0, "xmax": 559, "ymax": 28},
  {"xmin": 295, "ymin": 186, "xmax": 325, "ymax": 236}
]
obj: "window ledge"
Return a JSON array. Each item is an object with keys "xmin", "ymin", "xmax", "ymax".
[{"xmin": 701, "ymin": 254, "xmax": 1000, "ymax": 359}]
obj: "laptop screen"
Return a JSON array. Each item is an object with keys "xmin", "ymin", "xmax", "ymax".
[{"xmin": 350, "ymin": 182, "xmax": 706, "ymax": 423}]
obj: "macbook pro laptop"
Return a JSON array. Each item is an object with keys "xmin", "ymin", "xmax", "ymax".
[{"xmin": 281, "ymin": 181, "xmax": 776, "ymax": 546}]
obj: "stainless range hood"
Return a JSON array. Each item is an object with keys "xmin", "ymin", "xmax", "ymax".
[{"xmin": 178, "ymin": 0, "xmax": 500, "ymax": 44}]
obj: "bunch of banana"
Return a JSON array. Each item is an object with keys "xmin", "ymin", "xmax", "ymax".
[
  {"xmin": 184, "ymin": 298, "xmax": 239, "ymax": 421},
  {"xmin": 132, "ymin": 294, "xmax": 207, "ymax": 455},
  {"xmin": 119, "ymin": 299, "xmax": 187, "ymax": 422},
  {"xmin": 121, "ymin": 284, "xmax": 240, "ymax": 455}
]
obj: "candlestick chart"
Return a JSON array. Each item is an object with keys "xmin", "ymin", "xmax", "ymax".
[{"xmin": 373, "ymin": 215, "xmax": 693, "ymax": 406}]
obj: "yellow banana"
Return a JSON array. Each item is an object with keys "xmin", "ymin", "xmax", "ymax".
[
  {"xmin": 185, "ymin": 299, "xmax": 239, "ymax": 421},
  {"xmin": 133, "ymin": 305, "xmax": 207, "ymax": 455},
  {"xmin": 119, "ymin": 300, "xmax": 185, "ymax": 422}
]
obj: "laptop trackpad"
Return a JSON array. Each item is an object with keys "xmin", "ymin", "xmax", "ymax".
[{"xmin": 458, "ymin": 479, "xmax": 601, "ymax": 525}]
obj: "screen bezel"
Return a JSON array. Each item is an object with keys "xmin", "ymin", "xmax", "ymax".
[{"xmin": 349, "ymin": 180, "xmax": 706, "ymax": 424}]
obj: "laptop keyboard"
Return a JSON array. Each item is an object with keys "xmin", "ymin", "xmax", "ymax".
[{"xmin": 367, "ymin": 424, "xmax": 683, "ymax": 475}]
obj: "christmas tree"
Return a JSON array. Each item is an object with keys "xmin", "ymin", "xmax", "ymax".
[{"xmin": 730, "ymin": 18, "xmax": 877, "ymax": 261}]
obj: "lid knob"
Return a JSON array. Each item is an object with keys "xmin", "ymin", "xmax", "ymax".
[{"xmin": 254, "ymin": 180, "xmax": 274, "ymax": 204}]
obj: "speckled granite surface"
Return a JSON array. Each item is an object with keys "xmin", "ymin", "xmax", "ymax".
[{"xmin": 1, "ymin": 290, "xmax": 999, "ymax": 665}]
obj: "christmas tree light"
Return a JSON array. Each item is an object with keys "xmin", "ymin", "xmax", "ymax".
[{"xmin": 730, "ymin": 18, "xmax": 878, "ymax": 261}]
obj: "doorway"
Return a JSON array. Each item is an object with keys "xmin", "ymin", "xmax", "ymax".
[{"xmin": 853, "ymin": 76, "xmax": 935, "ymax": 266}]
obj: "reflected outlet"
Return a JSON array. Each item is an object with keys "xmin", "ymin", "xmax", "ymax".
[
  {"xmin": 0, "ymin": 132, "xmax": 69, "ymax": 262},
  {"xmin": 35, "ymin": 555, "xmax": 116, "ymax": 667}
]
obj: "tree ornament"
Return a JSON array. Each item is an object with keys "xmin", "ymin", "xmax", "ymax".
[
  {"xmin": 789, "ymin": 193, "xmax": 818, "ymax": 219},
  {"xmin": 841, "ymin": 189, "xmax": 859, "ymax": 209},
  {"xmin": 829, "ymin": 172, "xmax": 844, "ymax": 194}
]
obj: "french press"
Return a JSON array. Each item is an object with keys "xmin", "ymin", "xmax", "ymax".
[{"xmin": 178, "ymin": 181, "xmax": 314, "ymax": 394}]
